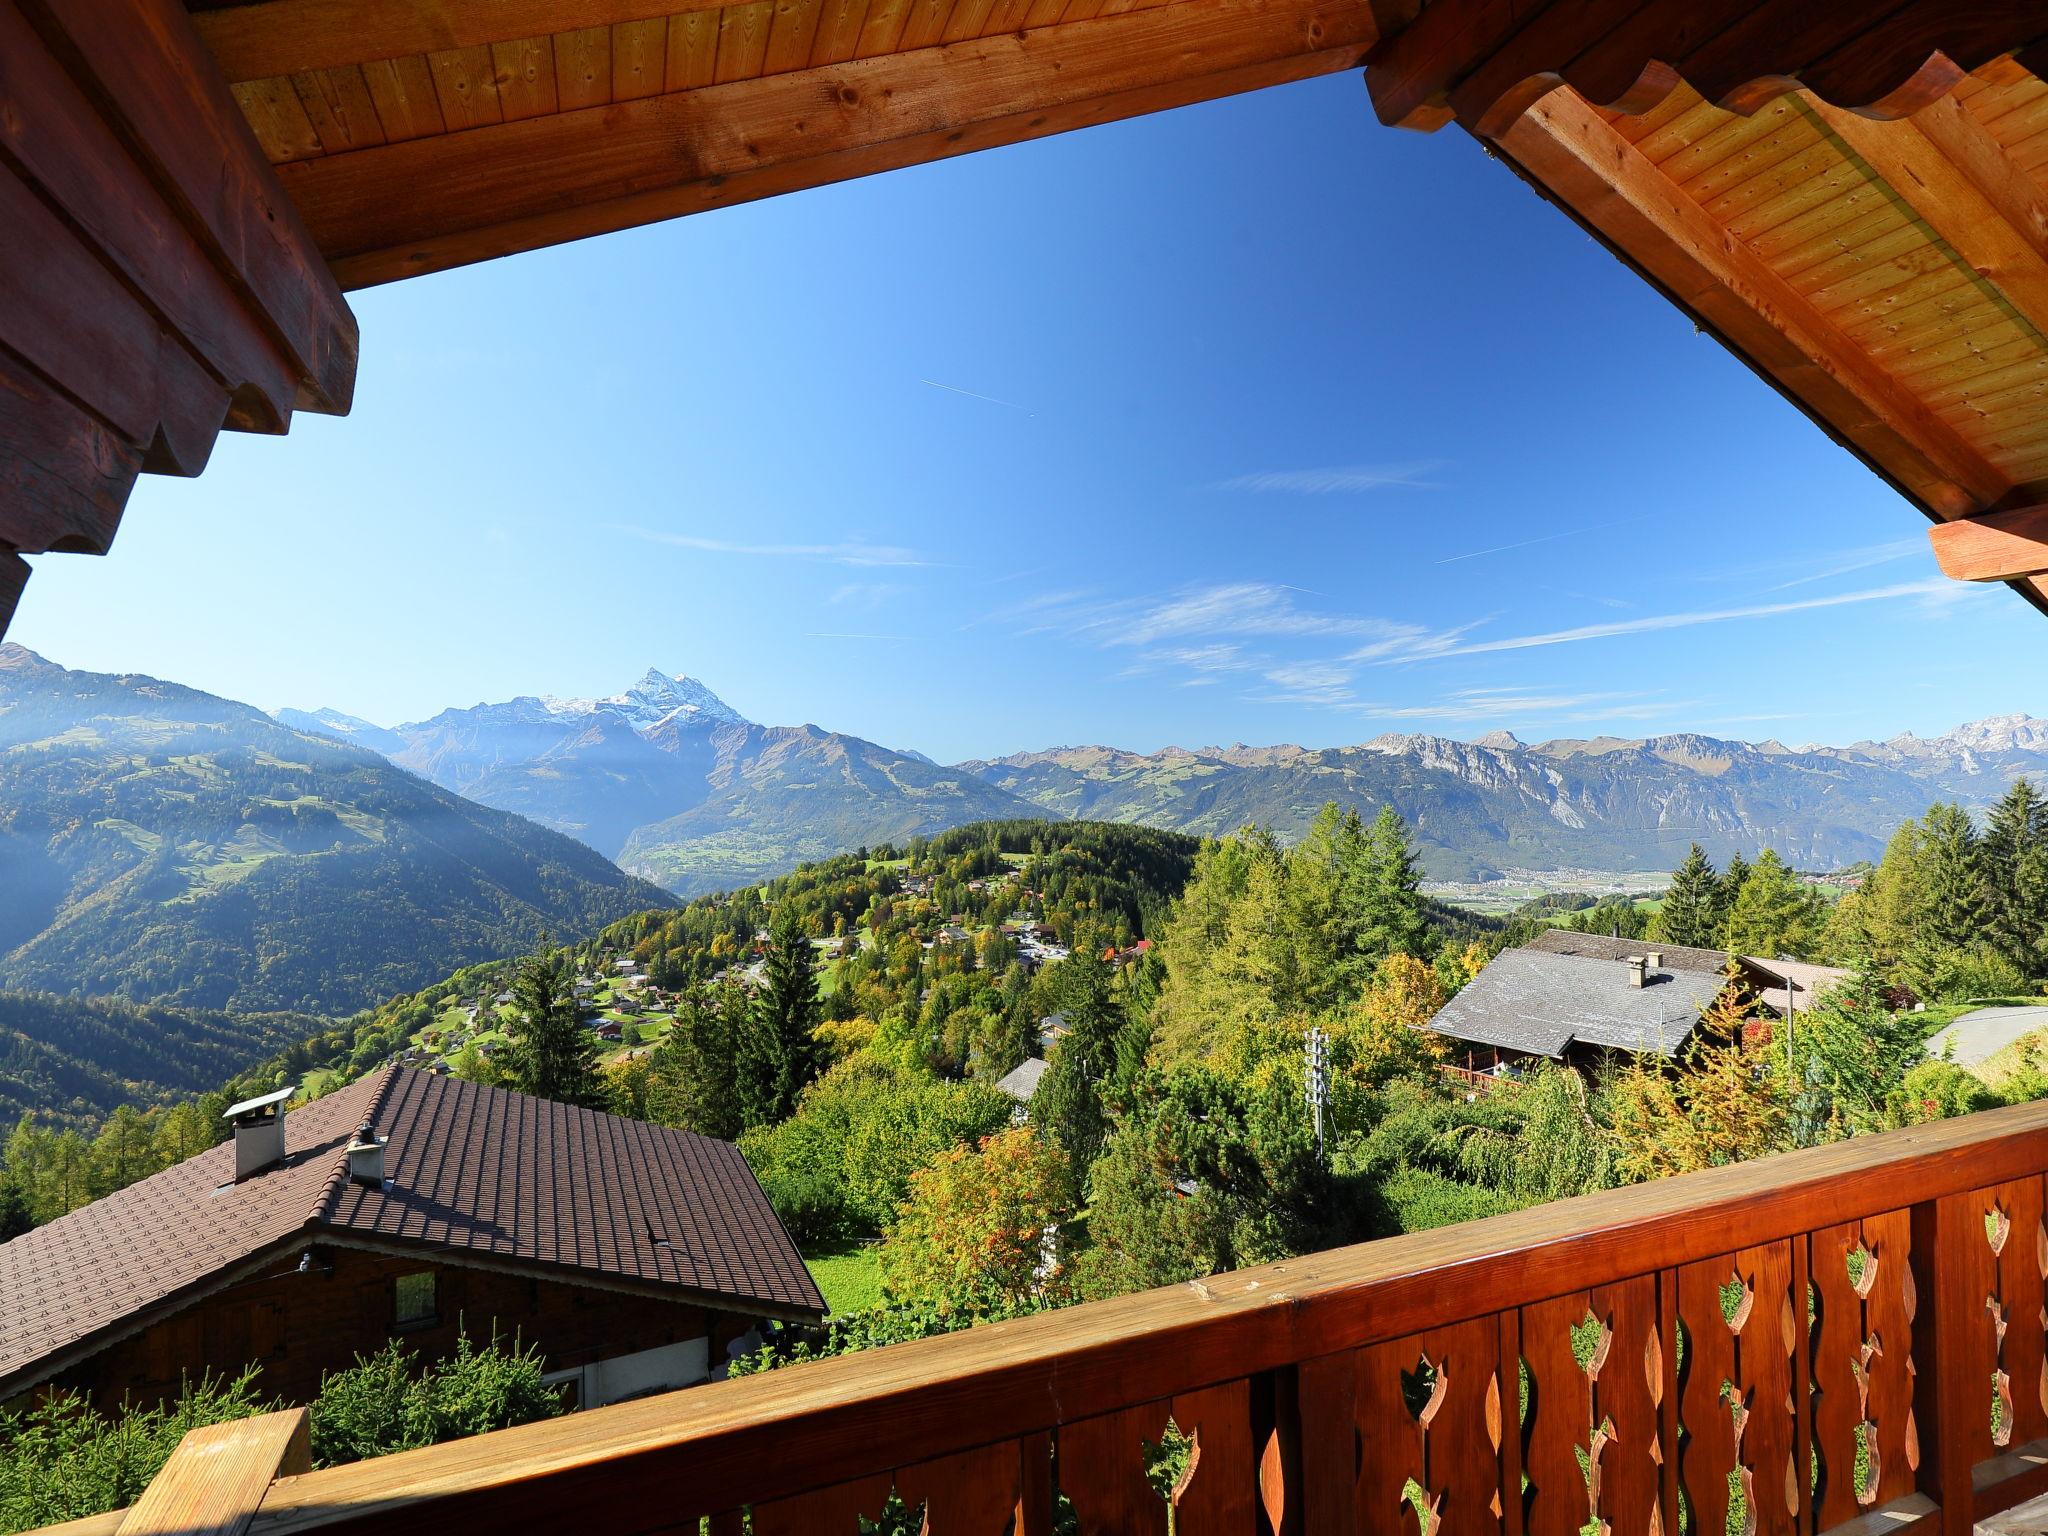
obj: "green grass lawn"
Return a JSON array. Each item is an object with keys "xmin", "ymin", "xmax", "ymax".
[{"xmin": 806, "ymin": 1247, "xmax": 883, "ymax": 1316}]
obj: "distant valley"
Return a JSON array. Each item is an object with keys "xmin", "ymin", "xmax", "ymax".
[{"xmin": 277, "ymin": 668, "xmax": 2048, "ymax": 888}]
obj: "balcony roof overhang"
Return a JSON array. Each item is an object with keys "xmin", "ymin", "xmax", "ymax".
[{"xmin": 4, "ymin": 0, "xmax": 2048, "ymax": 630}]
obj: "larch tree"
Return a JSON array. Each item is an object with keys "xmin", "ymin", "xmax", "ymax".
[{"xmin": 1720, "ymin": 849, "xmax": 1823, "ymax": 960}]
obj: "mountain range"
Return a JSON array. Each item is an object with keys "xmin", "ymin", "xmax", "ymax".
[
  {"xmin": 281, "ymin": 670, "xmax": 1034, "ymax": 895},
  {"xmin": 0, "ymin": 647, "xmax": 675, "ymax": 1014},
  {"xmin": 278, "ymin": 669, "xmax": 2048, "ymax": 887}
]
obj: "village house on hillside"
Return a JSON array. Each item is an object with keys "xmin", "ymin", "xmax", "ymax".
[
  {"xmin": 0, "ymin": 1067, "xmax": 823, "ymax": 1414},
  {"xmin": 1429, "ymin": 931, "xmax": 1850, "ymax": 1071}
]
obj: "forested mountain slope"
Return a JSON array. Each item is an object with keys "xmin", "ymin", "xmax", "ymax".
[
  {"xmin": 0, "ymin": 991, "xmax": 318, "ymax": 1132},
  {"xmin": 0, "ymin": 647, "xmax": 675, "ymax": 1013}
]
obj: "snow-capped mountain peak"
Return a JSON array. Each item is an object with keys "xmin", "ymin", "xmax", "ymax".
[{"xmin": 537, "ymin": 668, "xmax": 749, "ymax": 730}]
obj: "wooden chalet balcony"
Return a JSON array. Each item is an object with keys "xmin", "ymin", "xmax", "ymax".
[{"xmin": 45, "ymin": 1097, "xmax": 2048, "ymax": 1536}]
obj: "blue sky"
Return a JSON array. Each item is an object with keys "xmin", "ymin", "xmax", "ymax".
[{"xmin": 16, "ymin": 71, "xmax": 2037, "ymax": 762}]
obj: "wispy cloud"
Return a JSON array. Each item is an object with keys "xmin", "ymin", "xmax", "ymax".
[
  {"xmin": 1107, "ymin": 582, "xmax": 1466, "ymax": 652},
  {"xmin": 612, "ymin": 526, "xmax": 936, "ymax": 568},
  {"xmin": 1395, "ymin": 579, "xmax": 1955, "ymax": 661},
  {"xmin": 919, "ymin": 378, "xmax": 1036, "ymax": 415},
  {"xmin": 1216, "ymin": 463, "xmax": 1440, "ymax": 495}
]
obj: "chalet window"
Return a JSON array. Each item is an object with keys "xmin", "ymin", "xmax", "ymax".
[{"xmin": 394, "ymin": 1270, "xmax": 437, "ymax": 1329}]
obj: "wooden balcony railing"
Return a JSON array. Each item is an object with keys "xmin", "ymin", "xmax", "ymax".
[{"xmin": 43, "ymin": 1097, "xmax": 2048, "ymax": 1535}]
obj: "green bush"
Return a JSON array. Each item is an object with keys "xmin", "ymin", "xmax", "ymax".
[
  {"xmin": 308, "ymin": 1329, "xmax": 561, "ymax": 1469},
  {"xmin": 0, "ymin": 1372, "xmax": 269, "ymax": 1532}
]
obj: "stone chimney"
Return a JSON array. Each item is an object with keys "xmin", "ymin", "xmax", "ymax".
[
  {"xmin": 222, "ymin": 1086, "xmax": 295, "ymax": 1181},
  {"xmin": 1627, "ymin": 956, "xmax": 1647, "ymax": 988},
  {"xmin": 1647, "ymin": 951, "xmax": 1664, "ymax": 971}
]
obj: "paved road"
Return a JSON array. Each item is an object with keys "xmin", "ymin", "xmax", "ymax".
[{"xmin": 1925, "ymin": 1004, "xmax": 2048, "ymax": 1068}]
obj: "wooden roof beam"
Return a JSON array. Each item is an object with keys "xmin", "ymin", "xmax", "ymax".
[
  {"xmin": 1930, "ymin": 504, "xmax": 2048, "ymax": 583},
  {"xmin": 1363, "ymin": 0, "xmax": 2048, "ymax": 135},
  {"xmin": 1799, "ymin": 97, "xmax": 2048, "ymax": 350},
  {"xmin": 277, "ymin": 0, "xmax": 1380, "ymax": 288},
  {"xmin": 1488, "ymin": 86, "xmax": 2009, "ymax": 524}
]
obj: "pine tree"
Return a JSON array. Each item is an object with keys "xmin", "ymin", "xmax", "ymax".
[
  {"xmin": 502, "ymin": 936, "xmax": 605, "ymax": 1109},
  {"xmin": 1656, "ymin": 844, "xmax": 1720, "ymax": 948},
  {"xmin": 1983, "ymin": 778, "xmax": 2048, "ymax": 974},
  {"xmin": 1033, "ymin": 939, "xmax": 1125, "ymax": 1175},
  {"xmin": 739, "ymin": 909, "xmax": 822, "ymax": 1128},
  {"xmin": 1917, "ymin": 802, "xmax": 1988, "ymax": 950},
  {"xmin": 1714, "ymin": 850, "xmax": 1752, "ymax": 944},
  {"xmin": 648, "ymin": 983, "xmax": 745, "ymax": 1139}
]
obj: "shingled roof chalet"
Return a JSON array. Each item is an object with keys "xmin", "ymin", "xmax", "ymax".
[
  {"xmin": 1429, "ymin": 948, "xmax": 1730, "ymax": 1062},
  {"xmin": 0, "ymin": 1066, "xmax": 823, "ymax": 1401}
]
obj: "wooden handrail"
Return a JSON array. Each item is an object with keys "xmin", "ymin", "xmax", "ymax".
[{"xmin": 42, "ymin": 1100, "xmax": 2048, "ymax": 1534}]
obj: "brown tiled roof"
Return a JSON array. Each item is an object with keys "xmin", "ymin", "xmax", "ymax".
[{"xmin": 0, "ymin": 1067, "xmax": 822, "ymax": 1398}]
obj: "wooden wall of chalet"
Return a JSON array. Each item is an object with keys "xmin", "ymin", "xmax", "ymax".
[{"xmin": 46, "ymin": 1246, "xmax": 750, "ymax": 1413}]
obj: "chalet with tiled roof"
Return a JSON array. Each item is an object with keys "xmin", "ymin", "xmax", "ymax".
[{"xmin": 0, "ymin": 1066, "xmax": 822, "ymax": 1412}]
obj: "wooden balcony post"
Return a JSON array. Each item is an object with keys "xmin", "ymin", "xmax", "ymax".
[
  {"xmin": 1912, "ymin": 1197, "xmax": 1974, "ymax": 1536},
  {"xmin": 115, "ymin": 1406, "xmax": 309, "ymax": 1535}
]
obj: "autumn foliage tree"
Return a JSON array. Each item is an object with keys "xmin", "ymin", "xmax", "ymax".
[{"xmin": 879, "ymin": 1126, "xmax": 1069, "ymax": 1314}]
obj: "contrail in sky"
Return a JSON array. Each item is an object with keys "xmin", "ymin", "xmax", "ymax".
[
  {"xmin": 1436, "ymin": 513, "xmax": 1657, "ymax": 564},
  {"xmin": 919, "ymin": 378, "xmax": 1036, "ymax": 415}
]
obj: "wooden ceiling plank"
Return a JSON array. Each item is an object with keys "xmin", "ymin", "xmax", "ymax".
[
  {"xmin": 554, "ymin": 27, "xmax": 614, "ymax": 108},
  {"xmin": 1849, "ymin": 281, "xmax": 2002, "ymax": 357},
  {"xmin": 614, "ymin": 17, "xmax": 672, "ymax": 97},
  {"xmin": 1663, "ymin": 106, "xmax": 1814, "ymax": 200},
  {"xmin": 1493, "ymin": 85, "xmax": 2007, "ymax": 517},
  {"xmin": 489, "ymin": 37, "xmax": 559, "ymax": 121},
  {"xmin": 1804, "ymin": 97, "xmax": 2048, "ymax": 350},
  {"xmin": 666, "ymin": 12, "xmax": 722, "ymax": 87},
  {"xmin": 899, "ymin": 0, "xmax": 960, "ymax": 48},
  {"xmin": 1928, "ymin": 503, "xmax": 2048, "ymax": 582},
  {"xmin": 285, "ymin": 0, "xmax": 1375, "ymax": 276},
  {"xmin": 195, "ymin": 0, "xmax": 728, "ymax": 86},
  {"xmin": 1605, "ymin": 84, "xmax": 1698, "ymax": 148},
  {"xmin": 979, "ymin": 0, "xmax": 1036, "ymax": 42},
  {"xmin": 1019, "ymin": 0, "xmax": 1066, "ymax": 24},
  {"xmin": 853, "ymin": 0, "xmax": 915, "ymax": 59},
  {"xmin": 809, "ymin": 0, "xmax": 872, "ymax": 64},
  {"xmin": 1626, "ymin": 95, "xmax": 1730, "ymax": 166},
  {"xmin": 765, "ymin": 0, "xmax": 826, "ymax": 72},
  {"xmin": 1789, "ymin": 224, "xmax": 1952, "ymax": 309},
  {"xmin": 1978, "ymin": 92, "xmax": 2048, "ymax": 150},
  {"xmin": 322, "ymin": 35, "xmax": 1371, "ymax": 287},
  {"xmin": 1747, "ymin": 177, "xmax": 1896, "ymax": 262},
  {"xmin": 1927, "ymin": 353, "xmax": 2048, "ymax": 414},
  {"xmin": 1719, "ymin": 153, "xmax": 1876, "ymax": 243},
  {"xmin": 361, "ymin": 56, "xmax": 447, "ymax": 141},
  {"xmin": 231, "ymin": 78, "xmax": 325, "ymax": 163},
  {"xmin": 1892, "ymin": 327, "xmax": 2038, "ymax": 392},
  {"xmin": 1691, "ymin": 136, "xmax": 1844, "ymax": 227},
  {"xmin": 942, "ymin": 0, "xmax": 999, "ymax": 43},
  {"xmin": 715, "ymin": 0, "xmax": 776, "ymax": 80},
  {"xmin": 292, "ymin": 67, "xmax": 388, "ymax": 153},
  {"xmin": 426, "ymin": 44, "xmax": 504, "ymax": 131}
]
